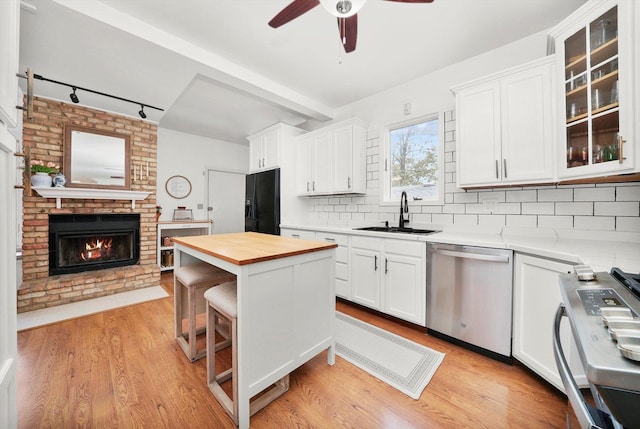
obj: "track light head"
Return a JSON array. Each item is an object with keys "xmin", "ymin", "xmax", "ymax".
[
  {"xmin": 69, "ymin": 87, "xmax": 79, "ymax": 103},
  {"xmin": 138, "ymin": 105, "xmax": 147, "ymax": 119}
]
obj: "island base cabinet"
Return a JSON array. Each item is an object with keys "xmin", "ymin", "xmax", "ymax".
[{"xmin": 513, "ymin": 253, "xmax": 586, "ymax": 392}]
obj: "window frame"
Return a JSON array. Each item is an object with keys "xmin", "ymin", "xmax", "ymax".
[{"xmin": 379, "ymin": 112, "xmax": 445, "ymax": 206}]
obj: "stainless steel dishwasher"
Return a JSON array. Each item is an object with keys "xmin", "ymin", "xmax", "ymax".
[{"xmin": 426, "ymin": 242, "xmax": 513, "ymax": 361}]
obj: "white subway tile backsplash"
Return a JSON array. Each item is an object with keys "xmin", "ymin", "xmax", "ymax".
[
  {"xmin": 521, "ymin": 202, "xmax": 555, "ymax": 215},
  {"xmin": 432, "ymin": 213, "xmax": 454, "ymax": 225},
  {"xmin": 506, "ymin": 190, "xmax": 537, "ymax": 203},
  {"xmin": 594, "ymin": 201, "xmax": 639, "ymax": 216},
  {"xmin": 574, "ymin": 186, "xmax": 615, "ymax": 201},
  {"xmin": 574, "ymin": 216, "xmax": 615, "ymax": 231},
  {"xmin": 479, "ymin": 214, "xmax": 506, "ymax": 228},
  {"xmin": 506, "ymin": 215, "xmax": 538, "ymax": 227},
  {"xmin": 538, "ymin": 188, "xmax": 573, "ymax": 202},
  {"xmin": 478, "ymin": 191, "xmax": 506, "ymax": 202},
  {"xmin": 443, "ymin": 204, "xmax": 466, "ymax": 214},
  {"xmin": 453, "ymin": 214, "xmax": 478, "ymax": 225},
  {"xmin": 497, "ymin": 203, "xmax": 522, "ymax": 215},
  {"xmin": 616, "ymin": 185, "xmax": 640, "ymax": 201},
  {"xmin": 556, "ymin": 202, "xmax": 593, "ymax": 215},
  {"xmin": 616, "ymin": 217, "xmax": 640, "ymax": 232},
  {"xmin": 453, "ymin": 192, "xmax": 478, "ymax": 204},
  {"xmin": 538, "ymin": 216, "xmax": 574, "ymax": 229}
]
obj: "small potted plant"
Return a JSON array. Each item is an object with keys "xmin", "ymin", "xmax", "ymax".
[
  {"xmin": 156, "ymin": 205, "xmax": 162, "ymax": 222},
  {"xmin": 30, "ymin": 159, "xmax": 60, "ymax": 188}
]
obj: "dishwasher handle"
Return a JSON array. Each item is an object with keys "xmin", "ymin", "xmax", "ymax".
[{"xmin": 430, "ymin": 248, "xmax": 510, "ymax": 263}]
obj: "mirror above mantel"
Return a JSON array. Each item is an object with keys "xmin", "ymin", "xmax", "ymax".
[{"xmin": 63, "ymin": 125, "xmax": 131, "ymax": 190}]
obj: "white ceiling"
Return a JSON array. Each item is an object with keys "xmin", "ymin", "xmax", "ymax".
[{"xmin": 19, "ymin": 0, "xmax": 587, "ymax": 144}]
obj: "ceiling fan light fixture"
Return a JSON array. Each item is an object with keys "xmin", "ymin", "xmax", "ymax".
[{"xmin": 319, "ymin": 0, "xmax": 366, "ymax": 17}]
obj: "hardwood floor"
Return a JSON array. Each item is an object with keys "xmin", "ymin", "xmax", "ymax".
[{"xmin": 18, "ymin": 272, "xmax": 573, "ymax": 428}]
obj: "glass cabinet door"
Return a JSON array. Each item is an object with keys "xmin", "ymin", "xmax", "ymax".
[{"xmin": 565, "ymin": 6, "xmax": 620, "ymax": 169}]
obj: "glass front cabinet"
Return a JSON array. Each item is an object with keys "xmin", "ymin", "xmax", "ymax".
[{"xmin": 550, "ymin": 0, "xmax": 636, "ymax": 179}]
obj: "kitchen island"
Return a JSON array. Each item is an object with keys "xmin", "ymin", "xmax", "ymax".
[{"xmin": 171, "ymin": 232, "xmax": 337, "ymax": 429}]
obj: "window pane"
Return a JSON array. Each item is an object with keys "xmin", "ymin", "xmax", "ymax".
[{"xmin": 389, "ymin": 117, "xmax": 440, "ymax": 201}]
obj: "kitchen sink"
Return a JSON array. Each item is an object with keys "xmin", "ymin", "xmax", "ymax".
[{"xmin": 354, "ymin": 226, "xmax": 439, "ymax": 235}]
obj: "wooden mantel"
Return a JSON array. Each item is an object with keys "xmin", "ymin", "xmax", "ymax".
[{"xmin": 32, "ymin": 187, "xmax": 150, "ymax": 209}]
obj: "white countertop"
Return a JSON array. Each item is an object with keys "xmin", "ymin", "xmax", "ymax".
[{"xmin": 281, "ymin": 223, "xmax": 640, "ymax": 273}]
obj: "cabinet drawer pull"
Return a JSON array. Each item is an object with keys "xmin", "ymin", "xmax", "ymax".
[
  {"xmin": 323, "ymin": 237, "xmax": 335, "ymax": 242},
  {"xmin": 292, "ymin": 234, "xmax": 300, "ymax": 238}
]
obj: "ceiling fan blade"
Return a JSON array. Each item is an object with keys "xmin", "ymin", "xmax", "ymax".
[
  {"xmin": 384, "ymin": 0, "xmax": 434, "ymax": 3},
  {"xmin": 338, "ymin": 14, "xmax": 358, "ymax": 53},
  {"xmin": 268, "ymin": 0, "xmax": 320, "ymax": 28}
]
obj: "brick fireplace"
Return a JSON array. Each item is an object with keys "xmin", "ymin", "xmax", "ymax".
[{"xmin": 18, "ymin": 97, "xmax": 160, "ymax": 313}]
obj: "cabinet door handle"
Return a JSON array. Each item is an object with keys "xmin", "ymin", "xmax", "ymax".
[
  {"xmin": 495, "ymin": 160, "xmax": 499, "ymax": 179},
  {"xmin": 374, "ymin": 255, "xmax": 378, "ymax": 271},
  {"xmin": 385, "ymin": 258, "xmax": 388, "ymax": 274},
  {"xmin": 258, "ymin": 159, "xmax": 262, "ymax": 168},
  {"xmin": 306, "ymin": 181, "xmax": 309, "ymax": 192},
  {"xmin": 348, "ymin": 176, "xmax": 351, "ymax": 189},
  {"xmin": 503, "ymin": 159, "xmax": 507, "ymax": 178},
  {"xmin": 618, "ymin": 134, "xmax": 626, "ymax": 164},
  {"xmin": 312, "ymin": 181, "xmax": 315, "ymax": 191}
]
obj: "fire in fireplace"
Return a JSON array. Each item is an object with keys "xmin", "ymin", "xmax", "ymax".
[{"xmin": 49, "ymin": 214, "xmax": 140, "ymax": 275}]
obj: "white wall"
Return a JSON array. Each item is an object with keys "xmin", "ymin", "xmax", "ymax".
[{"xmin": 157, "ymin": 128, "xmax": 248, "ymax": 222}]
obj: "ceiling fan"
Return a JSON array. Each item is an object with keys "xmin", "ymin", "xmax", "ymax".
[{"xmin": 268, "ymin": 0, "xmax": 434, "ymax": 53}]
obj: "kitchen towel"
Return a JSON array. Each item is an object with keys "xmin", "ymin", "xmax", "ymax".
[{"xmin": 335, "ymin": 311, "xmax": 445, "ymax": 400}]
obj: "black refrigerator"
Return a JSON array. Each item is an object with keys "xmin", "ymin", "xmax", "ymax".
[{"xmin": 245, "ymin": 168, "xmax": 281, "ymax": 235}]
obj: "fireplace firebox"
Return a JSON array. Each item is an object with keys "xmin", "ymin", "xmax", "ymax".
[{"xmin": 49, "ymin": 214, "xmax": 140, "ymax": 275}]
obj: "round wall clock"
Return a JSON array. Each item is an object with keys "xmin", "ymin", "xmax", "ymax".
[{"xmin": 165, "ymin": 175, "xmax": 192, "ymax": 199}]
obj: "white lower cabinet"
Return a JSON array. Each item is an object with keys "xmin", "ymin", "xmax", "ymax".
[
  {"xmin": 316, "ymin": 232, "xmax": 350, "ymax": 299},
  {"xmin": 350, "ymin": 236, "xmax": 426, "ymax": 326},
  {"xmin": 513, "ymin": 253, "xmax": 586, "ymax": 392},
  {"xmin": 281, "ymin": 228, "xmax": 350, "ymax": 299}
]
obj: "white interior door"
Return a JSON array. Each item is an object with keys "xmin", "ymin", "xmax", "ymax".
[
  {"xmin": 0, "ymin": 126, "xmax": 18, "ymax": 428},
  {"xmin": 206, "ymin": 169, "xmax": 245, "ymax": 234}
]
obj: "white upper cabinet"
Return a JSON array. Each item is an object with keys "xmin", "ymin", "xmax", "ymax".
[
  {"xmin": 549, "ymin": 0, "xmax": 637, "ymax": 180},
  {"xmin": 296, "ymin": 118, "xmax": 367, "ymax": 196},
  {"xmin": 248, "ymin": 123, "xmax": 303, "ymax": 173},
  {"xmin": 0, "ymin": 0, "xmax": 19, "ymax": 128},
  {"xmin": 453, "ymin": 56, "xmax": 556, "ymax": 188}
]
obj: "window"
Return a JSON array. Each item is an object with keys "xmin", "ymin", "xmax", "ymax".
[{"xmin": 382, "ymin": 113, "xmax": 444, "ymax": 205}]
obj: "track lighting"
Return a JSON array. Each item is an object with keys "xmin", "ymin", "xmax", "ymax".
[
  {"xmin": 16, "ymin": 70, "xmax": 164, "ymax": 119},
  {"xmin": 69, "ymin": 87, "xmax": 79, "ymax": 103}
]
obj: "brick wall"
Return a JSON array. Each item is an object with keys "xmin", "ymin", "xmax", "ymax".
[
  {"xmin": 18, "ymin": 97, "xmax": 160, "ymax": 313},
  {"xmin": 307, "ymin": 110, "xmax": 640, "ymax": 232}
]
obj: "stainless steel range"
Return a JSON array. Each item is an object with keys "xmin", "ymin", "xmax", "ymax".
[{"xmin": 555, "ymin": 267, "xmax": 640, "ymax": 429}]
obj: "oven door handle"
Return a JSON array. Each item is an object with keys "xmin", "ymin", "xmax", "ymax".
[{"xmin": 553, "ymin": 304, "xmax": 610, "ymax": 429}]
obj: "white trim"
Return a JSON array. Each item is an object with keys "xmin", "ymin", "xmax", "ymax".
[
  {"xmin": 32, "ymin": 187, "xmax": 150, "ymax": 209},
  {"xmin": 380, "ymin": 111, "xmax": 445, "ymax": 207}
]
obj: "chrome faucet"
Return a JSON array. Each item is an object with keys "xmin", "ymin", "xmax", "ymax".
[{"xmin": 399, "ymin": 191, "xmax": 409, "ymax": 229}]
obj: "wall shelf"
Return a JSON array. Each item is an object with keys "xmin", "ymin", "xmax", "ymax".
[{"xmin": 32, "ymin": 187, "xmax": 150, "ymax": 209}]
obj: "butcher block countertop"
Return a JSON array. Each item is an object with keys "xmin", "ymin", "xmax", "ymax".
[{"xmin": 171, "ymin": 232, "xmax": 337, "ymax": 266}]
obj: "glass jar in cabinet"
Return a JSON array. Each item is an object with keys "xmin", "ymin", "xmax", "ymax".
[{"xmin": 551, "ymin": 1, "xmax": 635, "ymax": 179}]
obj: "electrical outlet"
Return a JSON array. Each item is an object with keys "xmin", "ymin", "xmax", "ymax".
[
  {"xmin": 483, "ymin": 199, "xmax": 498, "ymax": 213},
  {"xmin": 197, "ymin": 203, "xmax": 203, "ymax": 210}
]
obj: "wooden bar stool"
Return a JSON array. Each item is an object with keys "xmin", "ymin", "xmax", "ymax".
[
  {"xmin": 174, "ymin": 262, "xmax": 236, "ymax": 362},
  {"xmin": 204, "ymin": 281, "xmax": 290, "ymax": 426}
]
